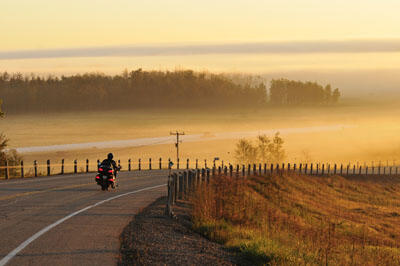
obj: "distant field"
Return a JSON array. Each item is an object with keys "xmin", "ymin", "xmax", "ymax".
[
  {"xmin": 2, "ymin": 103, "xmax": 400, "ymax": 167},
  {"xmin": 192, "ymin": 173, "xmax": 400, "ymax": 265}
]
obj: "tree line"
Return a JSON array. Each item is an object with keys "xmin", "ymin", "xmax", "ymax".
[
  {"xmin": 0, "ymin": 69, "xmax": 267, "ymax": 113},
  {"xmin": 0, "ymin": 70, "xmax": 341, "ymax": 114},
  {"xmin": 270, "ymin": 78, "xmax": 340, "ymax": 105}
]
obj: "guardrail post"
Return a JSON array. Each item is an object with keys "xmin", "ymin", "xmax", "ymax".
[
  {"xmin": 173, "ymin": 173, "xmax": 178, "ymax": 203},
  {"xmin": 5, "ymin": 160, "xmax": 9, "ymax": 180},
  {"xmin": 61, "ymin": 159, "xmax": 64, "ymax": 175},
  {"xmin": 178, "ymin": 172, "xmax": 183, "ymax": 200},
  {"xmin": 159, "ymin": 158, "xmax": 162, "ymax": 169},
  {"xmin": 149, "ymin": 158, "xmax": 152, "ymax": 170},
  {"xmin": 138, "ymin": 159, "xmax": 141, "ymax": 171},
  {"xmin": 86, "ymin": 159, "xmax": 89, "ymax": 173},
  {"xmin": 34, "ymin": 160, "xmax": 37, "ymax": 177},
  {"xmin": 128, "ymin": 159, "xmax": 131, "ymax": 171},
  {"xmin": 61, "ymin": 159, "xmax": 65, "ymax": 175},
  {"xmin": 74, "ymin": 160, "xmax": 77, "ymax": 174},
  {"xmin": 21, "ymin": 161, "xmax": 24, "ymax": 178},
  {"xmin": 47, "ymin": 160, "xmax": 51, "ymax": 176}
]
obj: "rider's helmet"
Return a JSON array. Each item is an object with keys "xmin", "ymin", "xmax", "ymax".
[{"xmin": 107, "ymin": 153, "xmax": 114, "ymax": 160}]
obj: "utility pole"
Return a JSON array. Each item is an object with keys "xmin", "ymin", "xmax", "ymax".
[{"xmin": 170, "ymin": 131, "xmax": 185, "ymax": 167}]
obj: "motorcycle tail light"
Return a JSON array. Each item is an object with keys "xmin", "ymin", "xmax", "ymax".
[
  {"xmin": 99, "ymin": 168, "xmax": 103, "ymax": 171},
  {"xmin": 108, "ymin": 170, "xmax": 112, "ymax": 173},
  {"xmin": 96, "ymin": 176, "xmax": 100, "ymax": 179}
]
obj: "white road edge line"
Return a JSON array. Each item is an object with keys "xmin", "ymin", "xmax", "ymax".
[{"xmin": 0, "ymin": 183, "xmax": 166, "ymax": 266}]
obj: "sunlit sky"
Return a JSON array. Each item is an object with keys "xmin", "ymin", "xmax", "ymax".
[{"xmin": 1, "ymin": 0, "xmax": 400, "ymax": 77}]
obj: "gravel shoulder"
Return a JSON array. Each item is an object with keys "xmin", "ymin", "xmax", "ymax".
[{"xmin": 118, "ymin": 197, "xmax": 248, "ymax": 266}]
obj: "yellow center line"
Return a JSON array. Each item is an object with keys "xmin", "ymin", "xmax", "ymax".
[{"xmin": 0, "ymin": 182, "xmax": 93, "ymax": 201}]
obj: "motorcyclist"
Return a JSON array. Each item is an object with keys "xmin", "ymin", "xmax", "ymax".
[{"xmin": 100, "ymin": 153, "xmax": 120, "ymax": 188}]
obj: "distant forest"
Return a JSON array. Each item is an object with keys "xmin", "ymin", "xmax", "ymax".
[
  {"xmin": 0, "ymin": 70, "xmax": 340, "ymax": 113},
  {"xmin": 270, "ymin": 79, "xmax": 340, "ymax": 105}
]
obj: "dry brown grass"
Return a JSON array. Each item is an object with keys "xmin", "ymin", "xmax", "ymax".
[{"xmin": 191, "ymin": 173, "xmax": 400, "ymax": 265}]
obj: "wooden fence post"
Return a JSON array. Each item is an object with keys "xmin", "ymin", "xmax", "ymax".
[
  {"xmin": 242, "ymin": 165, "xmax": 245, "ymax": 177},
  {"xmin": 177, "ymin": 158, "xmax": 180, "ymax": 169},
  {"xmin": 340, "ymin": 164, "xmax": 343, "ymax": 175},
  {"xmin": 248, "ymin": 164, "xmax": 251, "ymax": 176},
  {"xmin": 224, "ymin": 166, "xmax": 228, "ymax": 175},
  {"xmin": 195, "ymin": 159, "xmax": 198, "ymax": 169},
  {"xmin": 322, "ymin": 164, "xmax": 325, "ymax": 175},
  {"xmin": 299, "ymin": 163, "xmax": 302, "ymax": 174},
  {"xmin": 334, "ymin": 164, "xmax": 337, "ymax": 175},
  {"xmin": 138, "ymin": 159, "xmax": 141, "ymax": 171},
  {"xmin": 74, "ymin": 160, "xmax": 77, "ymax": 174},
  {"xmin": 218, "ymin": 166, "xmax": 222, "ymax": 175},
  {"xmin": 128, "ymin": 159, "xmax": 131, "ymax": 171},
  {"xmin": 21, "ymin": 161, "xmax": 24, "ymax": 178},
  {"xmin": 359, "ymin": 166, "xmax": 362, "ymax": 175},
  {"xmin": 230, "ymin": 165, "xmax": 233, "ymax": 177},
  {"xmin": 253, "ymin": 164, "xmax": 256, "ymax": 175},
  {"xmin": 270, "ymin": 164, "xmax": 274, "ymax": 175},
  {"xmin": 86, "ymin": 159, "xmax": 89, "ymax": 173},
  {"xmin": 47, "ymin": 160, "xmax": 51, "ymax": 176},
  {"xmin": 159, "ymin": 158, "xmax": 162, "ymax": 169},
  {"xmin": 264, "ymin": 163, "xmax": 267, "ymax": 174},
  {"xmin": 187, "ymin": 159, "xmax": 189, "ymax": 169},
  {"xmin": 294, "ymin": 164, "xmax": 296, "ymax": 172},
  {"xmin": 310, "ymin": 164, "xmax": 313, "ymax": 175},
  {"xmin": 378, "ymin": 166, "xmax": 381, "ymax": 175},
  {"xmin": 353, "ymin": 165, "xmax": 356, "ymax": 175},
  {"xmin": 316, "ymin": 164, "xmax": 319, "ymax": 175},
  {"xmin": 305, "ymin": 164, "xmax": 308, "ymax": 175},
  {"xmin": 204, "ymin": 159, "xmax": 207, "ymax": 168},
  {"xmin": 5, "ymin": 160, "xmax": 9, "ymax": 180},
  {"xmin": 236, "ymin": 164, "xmax": 240, "ymax": 176},
  {"xmin": 346, "ymin": 165, "xmax": 349, "ymax": 176},
  {"xmin": 61, "ymin": 159, "xmax": 64, "ymax": 175},
  {"xmin": 288, "ymin": 163, "xmax": 291, "ymax": 172},
  {"xmin": 149, "ymin": 158, "xmax": 152, "ymax": 170},
  {"xmin": 34, "ymin": 160, "xmax": 38, "ymax": 177},
  {"xmin": 366, "ymin": 166, "xmax": 368, "ymax": 175}
]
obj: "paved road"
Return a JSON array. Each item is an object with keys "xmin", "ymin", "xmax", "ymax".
[{"xmin": 0, "ymin": 170, "xmax": 168, "ymax": 266}]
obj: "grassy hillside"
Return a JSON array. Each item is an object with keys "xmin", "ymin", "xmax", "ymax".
[{"xmin": 191, "ymin": 173, "xmax": 400, "ymax": 265}]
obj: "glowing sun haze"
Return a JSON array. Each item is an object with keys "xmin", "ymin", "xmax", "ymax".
[{"xmin": 1, "ymin": 0, "xmax": 400, "ymax": 74}]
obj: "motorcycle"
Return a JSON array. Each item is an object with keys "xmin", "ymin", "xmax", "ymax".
[{"xmin": 95, "ymin": 165, "xmax": 118, "ymax": 191}]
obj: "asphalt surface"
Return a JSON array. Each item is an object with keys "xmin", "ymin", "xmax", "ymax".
[{"xmin": 0, "ymin": 170, "xmax": 168, "ymax": 266}]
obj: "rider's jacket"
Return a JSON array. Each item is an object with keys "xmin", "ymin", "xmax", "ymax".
[{"xmin": 101, "ymin": 158, "xmax": 118, "ymax": 171}]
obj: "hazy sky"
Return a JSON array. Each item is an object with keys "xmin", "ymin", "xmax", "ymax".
[{"xmin": 1, "ymin": 0, "xmax": 400, "ymax": 77}]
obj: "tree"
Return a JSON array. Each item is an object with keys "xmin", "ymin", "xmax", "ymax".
[
  {"xmin": 332, "ymin": 88, "xmax": 341, "ymax": 103},
  {"xmin": 234, "ymin": 139, "xmax": 258, "ymax": 165},
  {"xmin": 0, "ymin": 99, "xmax": 3, "ymax": 117},
  {"xmin": 234, "ymin": 132, "xmax": 286, "ymax": 164}
]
